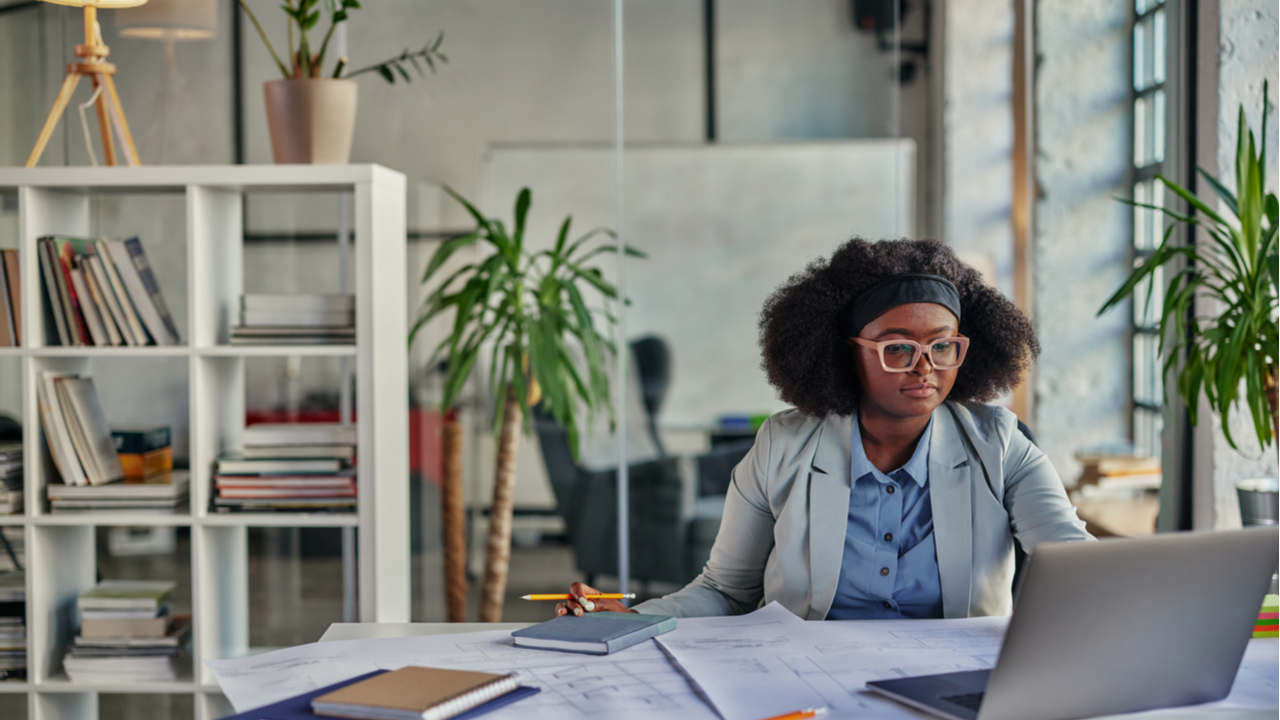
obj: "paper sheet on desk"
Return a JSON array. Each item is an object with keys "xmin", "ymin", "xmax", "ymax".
[
  {"xmin": 206, "ymin": 628, "xmax": 719, "ymax": 720},
  {"xmin": 657, "ymin": 602, "xmax": 1006, "ymax": 720}
]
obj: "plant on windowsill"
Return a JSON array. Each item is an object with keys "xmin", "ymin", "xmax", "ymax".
[
  {"xmin": 236, "ymin": 0, "xmax": 446, "ymax": 164},
  {"xmin": 1100, "ymin": 83, "xmax": 1278, "ymax": 452},
  {"xmin": 411, "ymin": 187, "xmax": 644, "ymax": 622}
]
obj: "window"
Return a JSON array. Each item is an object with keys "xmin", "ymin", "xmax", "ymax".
[{"xmin": 1130, "ymin": 0, "xmax": 1168, "ymax": 456}]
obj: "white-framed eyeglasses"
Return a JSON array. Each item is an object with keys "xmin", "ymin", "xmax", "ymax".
[{"xmin": 850, "ymin": 336, "xmax": 970, "ymax": 372}]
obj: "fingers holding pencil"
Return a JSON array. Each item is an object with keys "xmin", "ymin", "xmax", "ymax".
[{"xmin": 553, "ymin": 582, "xmax": 639, "ymax": 617}]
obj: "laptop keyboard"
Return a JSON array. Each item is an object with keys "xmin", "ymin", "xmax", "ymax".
[{"xmin": 941, "ymin": 692, "xmax": 985, "ymax": 712}]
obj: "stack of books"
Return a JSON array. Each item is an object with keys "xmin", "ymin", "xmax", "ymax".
[
  {"xmin": 37, "ymin": 371, "xmax": 123, "ymax": 487},
  {"xmin": 1255, "ymin": 594, "xmax": 1278, "ymax": 638},
  {"xmin": 0, "ymin": 443, "xmax": 21, "ymax": 515},
  {"xmin": 0, "ymin": 249, "xmax": 20, "ymax": 347},
  {"xmin": 213, "ymin": 423, "xmax": 357, "ymax": 513},
  {"xmin": 47, "ymin": 471, "xmax": 189, "ymax": 514},
  {"xmin": 0, "ymin": 571, "xmax": 24, "ymax": 681},
  {"xmin": 231, "ymin": 293, "xmax": 354, "ymax": 345},
  {"xmin": 37, "ymin": 236, "xmax": 181, "ymax": 347},
  {"xmin": 64, "ymin": 580, "xmax": 185, "ymax": 683},
  {"xmin": 1073, "ymin": 449, "xmax": 1161, "ymax": 500}
]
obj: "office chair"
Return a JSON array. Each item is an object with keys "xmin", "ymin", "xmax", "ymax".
[{"xmin": 630, "ymin": 336, "xmax": 670, "ymax": 457}]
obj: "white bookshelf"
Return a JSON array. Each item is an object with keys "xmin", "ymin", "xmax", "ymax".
[{"xmin": 0, "ymin": 165, "xmax": 410, "ymax": 720}]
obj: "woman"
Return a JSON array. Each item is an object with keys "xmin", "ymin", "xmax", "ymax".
[{"xmin": 557, "ymin": 238, "xmax": 1093, "ymax": 621}]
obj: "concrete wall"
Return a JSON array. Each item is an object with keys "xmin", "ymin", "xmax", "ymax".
[
  {"xmin": 1207, "ymin": 0, "xmax": 1279, "ymax": 527},
  {"xmin": 1032, "ymin": 0, "xmax": 1134, "ymax": 484},
  {"xmin": 941, "ymin": 0, "xmax": 1016, "ymax": 297}
]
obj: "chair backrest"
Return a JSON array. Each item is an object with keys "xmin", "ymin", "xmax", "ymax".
[{"xmin": 630, "ymin": 335, "xmax": 671, "ymax": 456}]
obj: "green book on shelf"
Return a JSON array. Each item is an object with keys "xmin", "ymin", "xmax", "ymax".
[{"xmin": 78, "ymin": 580, "xmax": 175, "ymax": 612}]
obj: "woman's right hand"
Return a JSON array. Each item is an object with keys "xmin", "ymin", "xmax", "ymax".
[{"xmin": 554, "ymin": 582, "xmax": 639, "ymax": 617}]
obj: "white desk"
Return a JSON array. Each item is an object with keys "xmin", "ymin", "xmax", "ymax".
[{"xmin": 317, "ymin": 622, "xmax": 1276, "ymax": 720}]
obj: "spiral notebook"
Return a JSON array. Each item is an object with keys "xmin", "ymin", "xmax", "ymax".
[{"xmin": 312, "ymin": 666, "xmax": 521, "ymax": 720}]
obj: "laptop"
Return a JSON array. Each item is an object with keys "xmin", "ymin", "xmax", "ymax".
[{"xmin": 866, "ymin": 527, "xmax": 1279, "ymax": 720}]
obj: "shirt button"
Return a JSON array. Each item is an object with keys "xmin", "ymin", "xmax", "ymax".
[
  {"xmin": 880, "ymin": 567, "xmax": 890, "ymax": 576},
  {"xmin": 883, "ymin": 600, "xmax": 892, "ymax": 609},
  {"xmin": 884, "ymin": 533, "xmax": 893, "ymax": 543},
  {"xmin": 886, "ymin": 485, "xmax": 896, "ymax": 494}
]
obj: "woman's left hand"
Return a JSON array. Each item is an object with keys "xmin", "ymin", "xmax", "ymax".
[{"xmin": 555, "ymin": 582, "xmax": 638, "ymax": 617}]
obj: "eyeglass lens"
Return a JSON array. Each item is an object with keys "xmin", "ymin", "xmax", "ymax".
[{"xmin": 883, "ymin": 341, "xmax": 963, "ymax": 369}]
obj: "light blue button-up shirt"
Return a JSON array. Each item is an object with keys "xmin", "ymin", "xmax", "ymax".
[{"xmin": 826, "ymin": 413, "xmax": 944, "ymax": 620}]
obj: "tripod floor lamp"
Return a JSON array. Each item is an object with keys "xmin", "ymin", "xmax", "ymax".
[{"xmin": 26, "ymin": 0, "xmax": 147, "ymax": 168}]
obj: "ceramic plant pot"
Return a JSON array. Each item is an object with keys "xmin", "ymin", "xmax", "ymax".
[{"xmin": 263, "ymin": 78, "xmax": 357, "ymax": 164}]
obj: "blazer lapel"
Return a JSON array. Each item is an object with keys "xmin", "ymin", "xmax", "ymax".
[
  {"xmin": 930, "ymin": 404, "xmax": 974, "ymax": 618},
  {"xmin": 807, "ymin": 414, "xmax": 853, "ymax": 620}
]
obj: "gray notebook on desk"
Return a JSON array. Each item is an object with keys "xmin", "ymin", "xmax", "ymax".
[{"xmin": 511, "ymin": 613, "xmax": 676, "ymax": 654}]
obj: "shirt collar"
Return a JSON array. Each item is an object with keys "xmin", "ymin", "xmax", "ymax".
[{"xmin": 850, "ymin": 410, "xmax": 933, "ymax": 487}]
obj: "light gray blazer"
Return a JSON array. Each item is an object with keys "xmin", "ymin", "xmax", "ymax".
[{"xmin": 634, "ymin": 401, "xmax": 1093, "ymax": 619}]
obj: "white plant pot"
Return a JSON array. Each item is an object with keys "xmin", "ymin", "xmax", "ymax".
[{"xmin": 263, "ymin": 78, "xmax": 358, "ymax": 164}]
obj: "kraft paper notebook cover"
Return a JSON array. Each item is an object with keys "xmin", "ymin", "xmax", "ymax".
[
  {"xmin": 312, "ymin": 666, "xmax": 521, "ymax": 720},
  {"xmin": 510, "ymin": 612, "xmax": 677, "ymax": 654},
  {"xmin": 221, "ymin": 670, "xmax": 539, "ymax": 720}
]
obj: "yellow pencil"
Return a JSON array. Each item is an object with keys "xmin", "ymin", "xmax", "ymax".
[
  {"xmin": 519, "ymin": 593, "xmax": 637, "ymax": 601},
  {"xmin": 758, "ymin": 707, "xmax": 827, "ymax": 720}
]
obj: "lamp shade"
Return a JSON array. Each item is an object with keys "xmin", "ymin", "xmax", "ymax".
[
  {"xmin": 40, "ymin": 0, "xmax": 148, "ymax": 8},
  {"xmin": 116, "ymin": 0, "xmax": 215, "ymax": 40}
]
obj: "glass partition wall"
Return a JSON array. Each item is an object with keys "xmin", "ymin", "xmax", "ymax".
[{"xmin": 0, "ymin": 0, "xmax": 921, "ymax": 652}]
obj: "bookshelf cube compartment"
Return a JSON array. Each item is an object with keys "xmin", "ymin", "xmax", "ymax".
[
  {"xmin": 0, "ymin": 693, "xmax": 27, "ymax": 718},
  {"xmin": 21, "ymin": 189, "xmax": 188, "ymax": 351},
  {"xmin": 28, "ymin": 356, "xmax": 190, "ymax": 519},
  {"xmin": 29, "ymin": 523, "xmax": 192, "ymax": 689}
]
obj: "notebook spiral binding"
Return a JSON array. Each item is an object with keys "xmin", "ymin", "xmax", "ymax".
[{"xmin": 421, "ymin": 674, "xmax": 519, "ymax": 720}]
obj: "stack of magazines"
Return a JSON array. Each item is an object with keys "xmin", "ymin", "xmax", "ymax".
[
  {"xmin": 0, "ymin": 443, "xmax": 20, "ymax": 515},
  {"xmin": 0, "ymin": 571, "xmax": 24, "ymax": 681},
  {"xmin": 37, "ymin": 236, "xmax": 180, "ymax": 347},
  {"xmin": 47, "ymin": 470, "xmax": 189, "ymax": 514},
  {"xmin": 231, "ymin": 294, "xmax": 354, "ymax": 345},
  {"xmin": 64, "ymin": 580, "xmax": 185, "ymax": 683},
  {"xmin": 213, "ymin": 423, "xmax": 357, "ymax": 513}
]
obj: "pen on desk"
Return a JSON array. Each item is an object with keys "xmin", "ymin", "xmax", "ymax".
[
  {"xmin": 758, "ymin": 707, "xmax": 828, "ymax": 720},
  {"xmin": 520, "ymin": 593, "xmax": 637, "ymax": 601}
]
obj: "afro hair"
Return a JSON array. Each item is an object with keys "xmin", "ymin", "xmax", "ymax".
[{"xmin": 759, "ymin": 237, "xmax": 1039, "ymax": 418}]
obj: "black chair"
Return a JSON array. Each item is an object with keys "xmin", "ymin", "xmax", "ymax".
[{"xmin": 534, "ymin": 336, "xmax": 693, "ymax": 586}]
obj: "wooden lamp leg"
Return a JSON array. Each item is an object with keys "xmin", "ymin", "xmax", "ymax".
[
  {"xmin": 26, "ymin": 72, "xmax": 82, "ymax": 168},
  {"xmin": 91, "ymin": 74, "xmax": 117, "ymax": 166},
  {"xmin": 102, "ymin": 74, "xmax": 140, "ymax": 166}
]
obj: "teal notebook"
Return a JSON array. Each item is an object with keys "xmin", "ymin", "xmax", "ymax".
[{"xmin": 511, "ymin": 613, "xmax": 676, "ymax": 655}]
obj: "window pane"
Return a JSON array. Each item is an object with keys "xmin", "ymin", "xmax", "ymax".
[
  {"xmin": 1133, "ymin": 263, "xmax": 1164, "ymax": 328},
  {"xmin": 1134, "ymin": 407, "xmax": 1164, "ymax": 459},
  {"xmin": 1153, "ymin": 89, "xmax": 1166, "ymax": 163},
  {"xmin": 1153, "ymin": 10, "xmax": 1167, "ymax": 84},
  {"xmin": 1134, "ymin": 97, "xmax": 1149, "ymax": 166},
  {"xmin": 1133, "ymin": 332, "xmax": 1163, "ymax": 405},
  {"xmin": 1133, "ymin": 20, "xmax": 1148, "ymax": 91},
  {"xmin": 1134, "ymin": 181, "xmax": 1150, "ymax": 249}
]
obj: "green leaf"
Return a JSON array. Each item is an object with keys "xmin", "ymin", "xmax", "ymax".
[
  {"xmin": 1195, "ymin": 168, "xmax": 1239, "ymax": 217},
  {"xmin": 421, "ymin": 231, "xmax": 480, "ymax": 283},
  {"xmin": 378, "ymin": 66, "xmax": 394, "ymax": 83},
  {"xmin": 1155, "ymin": 173, "xmax": 1232, "ymax": 229},
  {"xmin": 512, "ymin": 188, "xmax": 531, "ymax": 255}
]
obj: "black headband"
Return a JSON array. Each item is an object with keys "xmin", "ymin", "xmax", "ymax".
[{"xmin": 844, "ymin": 274, "xmax": 962, "ymax": 337}]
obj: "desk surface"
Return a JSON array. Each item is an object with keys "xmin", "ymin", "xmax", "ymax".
[{"xmin": 319, "ymin": 622, "xmax": 1275, "ymax": 720}]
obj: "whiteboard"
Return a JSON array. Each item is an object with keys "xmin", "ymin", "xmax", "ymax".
[{"xmin": 482, "ymin": 141, "xmax": 915, "ymax": 428}]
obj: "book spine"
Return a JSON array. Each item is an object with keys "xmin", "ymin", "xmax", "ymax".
[
  {"xmin": 38, "ymin": 239, "xmax": 69, "ymax": 346},
  {"xmin": 38, "ymin": 372, "xmax": 86, "ymax": 486},
  {"xmin": 119, "ymin": 447, "xmax": 173, "ymax": 478},
  {"xmin": 69, "ymin": 266, "xmax": 109, "ymax": 347},
  {"xmin": 0, "ymin": 250, "xmax": 12, "ymax": 347},
  {"xmin": 420, "ymin": 675, "xmax": 520, "ymax": 720},
  {"xmin": 3, "ymin": 250, "xmax": 21, "ymax": 346},
  {"xmin": 98, "ymin": 240, "xmax": 149, "ymax": 345},
  {"xmin": 122, "ymin": 237, "xmax": 181, "ymax": 344},
  {"xmin": 106, "ymin": 239, "xmax": 174, "ymax": 346},
  {"xmin": 84, "ymin": 254, "xmax": 127, "ymax": 346},
  {"xmin": 56, "ymin": 245, "xmax": 89, "ymax": 346},
  {"xmin": 112, "ymin": 427, "xmax": 170, "ymax": 454}
]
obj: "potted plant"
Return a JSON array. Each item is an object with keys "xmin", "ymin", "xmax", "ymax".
[
  {"xmin": 411, "ymin": 187, "xmax": 642, "ymax": 622},
  {"xmin": 1100, "ymin": 84, "xmax": 1277, "ymax": 452},
  {"xmin": 236, "ymin": 0, "xmax": 446, "ymax": 164}
]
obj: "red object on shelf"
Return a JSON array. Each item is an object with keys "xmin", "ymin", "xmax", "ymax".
[{"xmin": 244, "ymin": 408, "xmax": 443, "ymax": 484}]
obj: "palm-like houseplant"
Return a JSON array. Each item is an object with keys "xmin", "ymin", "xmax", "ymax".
[
  {"xmin": 1100, "ymin": 85, "xmax": 1278, "ymax": 451},
  {"xmin": 412, "ymin": 187, "xmax": 641, "ymax": 622}
]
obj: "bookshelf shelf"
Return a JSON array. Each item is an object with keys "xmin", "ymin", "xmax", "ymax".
[
  {"xmin": 0, "ymin": 165, "xmax": 410, "ymax": 720},
  {"xmin": 199, "ymin": 513, "xmax": 360, "ymax": 528},
  {"xmin": 199, "ymin": 345, "xmax": 357, "ymax": 357}
]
